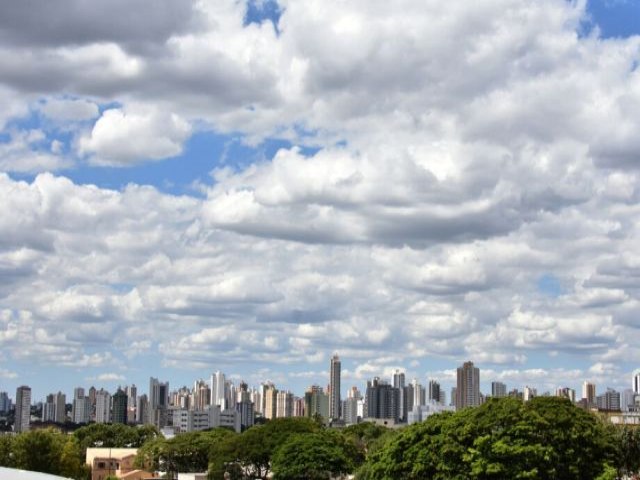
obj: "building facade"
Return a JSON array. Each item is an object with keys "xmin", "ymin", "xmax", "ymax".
[{"xmin": 456, "ymin": 361, "xmax": 480, "ymax": 410}]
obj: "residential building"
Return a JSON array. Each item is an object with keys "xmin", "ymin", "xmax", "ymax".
[
  {"xmin": 112, "ymin": 388, "xmax": 128, "ymax": 424},
  {"xmin": 428, "ymin": 380, "xmax": 441, "ymax": 404},
  {"xmin": 304, "ymin": 385, "xmax": 329, "ymax": 420},
  {"xmin": 126, "ymin": 384, "xmax": 137, "ymax": 424},
  {"xmin": 365, "ymin": 377, "xmax": 400, "ymax": 421},
  {"xmin": 582, "ymin": 382, "xmax": 596, "ymax": 405},
  {"xmin": 42, "ymin": 394, "xmax": 56, "ymax": 423},
  {"xmin": 491, "ymin": 382, "xmax": 507, "ymax": 398},
  {"xmin": 15, "ymin": 385, "xmax": 31, "ymax": 433},
  {"xmin": 456, "ymin": 361, "xmax": 480, "ymax": 410},
  {"xmin": 597, "ymin": 389, "xmax": 621, "ymax": 412},
  {"xmin": 330, "ymin": 354, "xmax": 341, "ymax": 421},
  {"xmin": 276, "ymin": 390, "xmax": 294, "ymax": 418},
  {"xmin": 523, "ymin": 386, "xmax": 537, "ymax": 402},
  {"xmin": 72, "ymin": 387, "xmax": 90, "ymax": 424},
  {"xmin": 95, "ymin": 389, "xmax": 111, "ymax": 424},
  {"xmin": 54, "ymin": 391, "xmax": 66, "ymax": 423},
  {"xmin": 264, "ymin": 384, "xmax": 278, "ymax": 420},
  {"xmin": 0, "ymin": 391, "xmax": 10, "ymax": 414}
]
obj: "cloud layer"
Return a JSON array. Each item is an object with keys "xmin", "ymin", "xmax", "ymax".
[{"xmin": 1, "ymin": 0, "xmax": 640, "ymax": 395}]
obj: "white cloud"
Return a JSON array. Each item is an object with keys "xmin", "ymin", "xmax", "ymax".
[
  {"xmin": 78, "ymin": 106, "xmax": 191, "ymax": 166},
  {"xmin": 40, "ymin": 97, "xmax": 99, "ymax": 122}
]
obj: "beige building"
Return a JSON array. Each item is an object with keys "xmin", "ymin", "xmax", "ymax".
[{"xmin": 86, "ymin": 448, "xmax": 158, "ymax": 480}]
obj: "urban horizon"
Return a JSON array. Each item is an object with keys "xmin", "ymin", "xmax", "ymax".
[{"xmin": 2, "ymin": 355, "xmax": 639, "ymax": 414}]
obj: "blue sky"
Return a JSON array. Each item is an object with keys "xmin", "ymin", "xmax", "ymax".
[{"xmin": 1, "ymin": 0, "xmax": 640, "ymax": 404}]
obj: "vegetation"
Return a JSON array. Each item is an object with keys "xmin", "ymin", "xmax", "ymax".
[
  {"xmin": 358, "ymin": 397, "xmax": 617, "ymax": 479},
  {"xmin": 0, "ymin": 401, "xmax": 639, "ymax": 480}
]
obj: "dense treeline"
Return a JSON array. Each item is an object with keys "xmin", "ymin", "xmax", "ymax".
[
  {"xmin": 0, "ymin": 423, "xmax": 159, "ymax": 479},
  {"xmin": 1, "ymin": 398, "xmax": 640, "ymax": 479}
]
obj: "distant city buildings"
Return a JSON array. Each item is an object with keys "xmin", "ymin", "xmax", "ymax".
[{"xmin": 4, "ymin": 356, "xmax": 640, "ymax": 433}]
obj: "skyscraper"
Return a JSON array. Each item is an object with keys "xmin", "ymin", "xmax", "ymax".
[
  {"xmin": 491, "ymin": 381, "xmax": 507, "ymax": 398},
  {"xmin": 456, "ymin": 361, "xmax": 480, "ymax": 410},
  {"xmin": 0, "ymin": 391, "xmax": 10, "ymax": 414},
  {"xmin": 393, "ymin": 370, "xmax": 406, "ymax": 421},
  {"xmin": 211, "ymin": 371, "xmax": 226, "ymax": 409},
  {"xmin": 72, "ymin": 387, "xmax": 89, "ymax": 424},
  {"xmin": 329, "ymin": 354, "xmax": 341, "ymax": 421},
  {"xmin": 15, "ymin": 385, "xmax": 31, "ymax": 433},
  {"xmin": 112, "ymin": 388, "xmax": 128, "ymax": 424},
  {"xmin": 582, "ymin": 381, "xmax": 596, "ymax": 405},
  {"xmin": 633, "ymin": 371, "xmax": 640, "ymax": 395},
  {"xmin": 149, "ymin": 377, "xmax": 169, "ymax": 427},
  {"xmin": 54, "ymin": 391, "xmax": 66, "ymax": 423},
  {"xmin": 428, "ymin": 380, "xmax": 441, "ymax": 403},
  {"xmin": 95, "ymin": 389, "xmax": 111, "ymax": 424}
]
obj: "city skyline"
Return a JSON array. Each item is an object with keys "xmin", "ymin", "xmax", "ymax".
[
  {"xmin": 2, "ymin": 1, "xmax": 640, "ymax": 402},
  {"xmin": 3, "ymin": 356, "xmax": 640, "ymax": 409}
]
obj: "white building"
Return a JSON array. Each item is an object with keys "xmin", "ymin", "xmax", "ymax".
[
  {"xmin": 407, "ymin": 402, "xmax": 454, "ymax": 425},
  {"xmin": 95, "ymin": 390, "xmax": 111, "ymax": 424},
  {"xmin": 72, "ymin": 388, "xmax": 90, "ymax": 424}
]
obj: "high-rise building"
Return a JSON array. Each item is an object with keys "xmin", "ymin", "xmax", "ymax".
[
  {"xmin": 491, "ymin": 382, "xmax": 507, "ymax": 398},
  {"xmin": 15, "ymin": 385, "xmax": 31, "ymax": 433},
  {"xmin": 304, "ymin": 385, "xmax": 329, "ymax": 420},
  {"xmin": 264, "ymin": 384, "xmax": 278, "ymax": 420},
  {"xmin": 276, "ymin": 390, "xmax": 294, "ymax": 418},
  {"xmin": 149, "ymin": 377, "xmax": 169, "ymax": 428},
  {"xmin": 597, "ymin": 389, "xmax": 621, "ymax": 411},
  {"xmin": 329, "ymin": 354, "xmax": 341, "ymax": 421},
  {"xmin": 582, "ymin": 382, "xmax": 596, "ymax": 405},
  {"xmin": 211, "ymin": 371, "xmax": 226, "ymax": 409},
  {"xmin": 54, "ymin": 392, "xmax": 66, "ymax": 423},
  {"xmin": 633, "ymin": 371, "xmax": 640, "ymax": 395},
  {"xmin": 365, "ymin": 377, "xmax": 400, "ymax": 421},
  {"xmin": 393, "ymin": 370, "xmax": 406, "ymax": 421},
  {"xmin": 556, "ymin": 387, "xmax": 576, "ymax": 403},
  {"xmin": 236, "ymin": 382, "xmax": 255, "ymax": 431},
  {"xmin": 0, "ymin": 391, "xmax": 10, "ymax": 414},
  {"xmin": 428, "ymin": 380, "xmax": 441, "ymax": 403},
  {"xmin": 126, "ymin": 385, "xmax": 137, "ymax": 423},
  {"xmin": 523, "ymin": 386, "xmax": 537, "ymax": 402},
  {"xmin": 112, "ymin": 388, "xmax": 128, "ymax": 424},
  {"xmin": 456, "ymin": 361, "xmax": 480, "ymax": 410},
  {"xmin": 42, "ymin": 394, "xmax": 56, "ymax": 422},
  {"xmin": 95, "ymin": 389, "xmax": 111, "ymax": 424},
  {"xmin": 72, "ymin": 387, "xmax": 89, "ymax": 424},
  {"xmin": 193, "ymin": 379, "xmax": 210, "ymax": 411},
  {"xmin": 136, "ymin": 394, "xmax": 148, "ymax": 424}
]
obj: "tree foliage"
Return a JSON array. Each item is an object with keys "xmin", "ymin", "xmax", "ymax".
[
  {"xmin": 359, "ymin": 397, "xmax": 617, "ymax": 480},
  {"xmin": 271, "ymin": 432, "xmax": 353, "ymax": 480}
]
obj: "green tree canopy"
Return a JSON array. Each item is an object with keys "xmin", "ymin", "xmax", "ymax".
[
  {"xmin": 359, "ymin": 397, "xmax": 617, "ymax": 480},
  {"xmin": 271, "ymin": 431, "xmax": 354, "ymax": 480}
]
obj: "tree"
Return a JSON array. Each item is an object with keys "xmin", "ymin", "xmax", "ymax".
[
  {"xmin": 271, "ymin": 432, "xmax": 353, "ymax": 480},
  {"xmin": 59, "ymin": 437, "xmax": 89, "ymax": 480},
  {"xmin": 12, "ymin": 429, "xmax": 66, "ymax": 475},
  {"xmin": 209, "ymin": 417, "xmax": 322, "ymax": 480},
  {"xmin": 359, "ymin": 397, "xmax": 616, "ymax": 480},
  {"xmin": 0, "ymin": 434, "xmax": 16, "ymax": 468}
]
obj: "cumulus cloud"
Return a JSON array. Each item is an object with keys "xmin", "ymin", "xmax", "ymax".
[
  {"xmin": 78, "ymin": 106, "xmax": 191, "ymax": 165},
  {"xmin": 3, "ymin": 0, "xmax": 640, "ymax": 396}
]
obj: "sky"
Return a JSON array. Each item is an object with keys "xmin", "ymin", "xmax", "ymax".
[{"xmin": 1, "ymin": 0, "xmax": 640, "ymax": 403}]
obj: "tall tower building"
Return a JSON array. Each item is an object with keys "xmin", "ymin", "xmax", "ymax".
[
  {"xmin": 582, "ymin": 381, "xmax": 596, "ymax": 405},
  {"xmin": 126, "ymin": 385, "xmax": 137, "ymax": 424},
  {"xmin": 211, "ymin": 371, "xmax": 226, "ymax": 409},
  {"xmin": 428, "ymin": 380, "xmax": 441, "ymax": 403},
  {"xmin": 54, "ymin": 392, "xmax": 66, "ymax": 423},
  {"xmin": 112, "ymin": 388, "xmax": 128, "ymax": 424},
  {"xmin": 42, "ymin": 394, "xmax": 56, "ymax": 422},
  {"xmin": 149, "ymin": 377, "xmax": 169, "ymax": 427},
  {"xmin": 456, "ymin": 361, "xmax": 480, "ymax": 410},
  {"xmin": 393, "ymin": 370, "xmax": 406, "ymax": 421},
  {"xmin": 72, "ymin": 387, "xmax": 89, "ymax": 424},
  {"xmin": 15, "ymin": 385, "xmax": 31, "ymax": 433},
  {"xmin": 95, "ymin": 389, "xmax": 111, "ymax": 424},
  {"xmin": 329, "ymin": 354, "xmax": 341, "ymax": 421},
  {"xmin": 633, "ymin": 371, "xmax": 640, "ymax": 395},
  {"xmin": 0, "ymin": 391, "xmax": 10, "ymax": 414}
]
